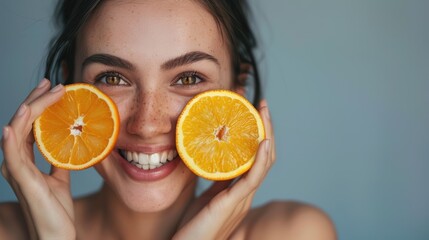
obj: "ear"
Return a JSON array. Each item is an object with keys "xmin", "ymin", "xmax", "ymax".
[
  {"xmin": 233, "ymin": 63, "xmax": 252, "ymax": 97},
  {"xmin": 61, "ymin": 60, "xmax": 69, "ymax": 82}
]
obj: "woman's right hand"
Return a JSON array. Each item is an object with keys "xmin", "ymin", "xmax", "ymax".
[{"xmin": 1, "ymin": 79, "xmax": 76, "ymax": 239}]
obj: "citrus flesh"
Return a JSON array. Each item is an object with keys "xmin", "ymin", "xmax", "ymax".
[
  {"xmin": 176, "ymin": 90, "xmax": 265, "ymax": 180},
  {"xmin": 33, "ymin": 83, "xmax": 120, "ymax": 170}
]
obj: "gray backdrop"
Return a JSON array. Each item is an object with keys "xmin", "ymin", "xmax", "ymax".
[{"xmin": 1, "ymin": 0, "xmax": 428, "ymax": 239}]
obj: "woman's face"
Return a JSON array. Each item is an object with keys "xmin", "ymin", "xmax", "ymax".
[{"xmin": 73, "ymin": 0, "xmax": 234, "ymax": 211}]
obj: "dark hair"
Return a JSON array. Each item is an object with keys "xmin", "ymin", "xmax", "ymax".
[{"xmin": 45, "ymin": 0, "xmax": 262, "ymax": 106}]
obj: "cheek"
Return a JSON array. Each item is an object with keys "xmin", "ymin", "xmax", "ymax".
[
  {"xmin": 171, "ymin": 95, "xmax": 192, "ymax": 116},
  {"xmin": 167, "ymin": 94, "xmax": 193, "ymax": 129}
]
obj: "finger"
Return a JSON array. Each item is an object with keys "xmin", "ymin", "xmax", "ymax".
[
  {"xmin": 247, "ymin": 139, "xmax": 271, "ymax": 186},
  {"xmin": 1, "ymin": 126, "xmax": 37, "ymax": 182},
  {"xmin": 26, "ymin": 84, "xmax": 65, "ymax": 121},
  {"xmin": 7, "ymin": 103, "xmax": 31, "ymax": 147},
  {"xmin": 3, "ymin": 126, "xmax": 55, "ymax": 202},
  {"xmin": 259, "ymin": 99, "xmax": 276, "ymax": 162},
  {"xmin": 9, "ymin": 84, "xmax": 65, "ymax": 144},
  {"xmin": 228, "ymin": 139, "xmax": 271, "ymax": 203},
  {"xmin": 7, "ymin": 79, "xmax": 51, "ymax": 124},
  {"xmin": 23, "ymin": 78, "xmax": 51, "ymax": 104},
  {"xmin": 259, "ymin": 99, "xmax": 272, "ymax": 140},
  {"xmin": 9, "ymin": 78, "xmax": 50, "ymax": 124},
  {"xmin": 2, "ymin": 126, "xmax": 73, "ymax": 238},
  {"xmin": 2, "ymin": 127, "xmax": 54, "ymax": 235},
  {"xmin": 2, "ymin": 126, "xmax": 19, "ymax": 175},
  {"xmin": 1, "ymin": 161, "xmax": 7, "ymax": 180}
]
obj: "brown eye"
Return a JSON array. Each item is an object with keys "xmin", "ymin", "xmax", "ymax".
[
  {"xmin": 182, "ymin": 76, "xmax": 196, "ymax": 85},
  {"xmin": 96, "ymin": 72, "xmax": 128, "ymax": 86},
  {"xmin": 175, "ymin": 72, "xmax": 203, "ymax": 86},
  {"xmin": 106, "ymin": 75, "xmax": 121, "ymax": 85}
]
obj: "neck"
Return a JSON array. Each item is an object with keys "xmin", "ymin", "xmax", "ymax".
[{"xmin": 88, "ymin": 181, "xmax": 196, "ymax": 240}]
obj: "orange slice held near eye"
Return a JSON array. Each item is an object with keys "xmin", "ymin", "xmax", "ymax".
[
  {"xmin": 33, "ymin": 83, "xmax": 120, "ymax": 170},
  {"xmin": 176, "ymin": 90, "xmax": 265, "ymax": 181}
]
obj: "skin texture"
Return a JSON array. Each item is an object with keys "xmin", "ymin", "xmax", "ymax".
[
  {"xmin": 76, "ymin": 0, "xmax": 233, "ymax": 214},
  {"xmin": 0, "ymin": 0, "xmax": 336, "ymax": 239}
]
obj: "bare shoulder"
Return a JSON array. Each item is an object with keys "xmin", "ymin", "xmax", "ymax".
[
  {"xmin": 232, "ymin": 200, "xmax": 337, "ymax": 240},
  {"xmin": 0, "ymin": 202, "xmax": 29, "ymax": 239}
]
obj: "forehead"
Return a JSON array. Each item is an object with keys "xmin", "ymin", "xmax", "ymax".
[{"xmin": 77, "ymin": 0, "xmax": 229, "ymax": 66}]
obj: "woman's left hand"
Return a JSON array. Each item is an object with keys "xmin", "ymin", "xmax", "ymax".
[{"xmin": 174, "ymin": 99, "xmax": 276, "ymax": 240}]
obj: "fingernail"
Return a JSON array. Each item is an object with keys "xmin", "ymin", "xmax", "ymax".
[
  {"xmin": 16, "ymin": 104, "xmax": 27, "ymax": 117},
  {"xmin": 265, "ymin": 139, "xmax": 270, "ymax": 153},
  {"xmin": 37, "ymin": 78, "xmax": 50, "ymax": 88},
  {"xmin": 264, "ymin": 106, "xmax": 271, "ymax": 120},
  {"xmin": 2, "ymin": 127, "xmax": 9, "ymax": 140},
  {"xmin": 50, "ymin": 84, "xmax": 63, "ymax": 92},
  {"xmin": 259, "ymin": 99, "xmax": 270, "ymax": 120},
  {"xmin": 259, "ymin": 99, "xmax": 267, "ymax": 108}
]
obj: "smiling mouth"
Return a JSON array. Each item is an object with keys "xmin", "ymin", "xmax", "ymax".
[{"xmin": 119, "ymin": 149, "xmax": 178, "ymax": 170}]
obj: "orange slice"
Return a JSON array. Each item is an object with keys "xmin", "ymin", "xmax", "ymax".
[
  {"xmin": 33, "ymin": 83, "xmax": 120, "ymax": 170},
  {"xmin": 176, "ymin": 90, "xmax": 265, "ymax": 180}
]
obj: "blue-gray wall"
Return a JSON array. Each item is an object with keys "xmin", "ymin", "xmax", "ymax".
[{"xmin": 1, "ymin": 1, "xmax": 428, "ymax": 239}]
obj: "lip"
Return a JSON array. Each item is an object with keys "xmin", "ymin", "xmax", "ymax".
[{"xmin": 113, "ymin": 149, "xmax": 180, "ymax": 181}]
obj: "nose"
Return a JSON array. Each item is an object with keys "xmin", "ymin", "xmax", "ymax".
[{"xmin": 126, "ymin": 90, "xmax": 173, "ymax": 139}]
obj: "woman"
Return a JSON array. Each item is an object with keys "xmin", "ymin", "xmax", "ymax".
[{"xmin": 0, "ymin": 0, "xmax": 336, "ymax": 239}]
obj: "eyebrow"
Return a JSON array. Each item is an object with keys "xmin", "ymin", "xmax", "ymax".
[
  {"xmin": 161, "ymin": 51, "xmax": 219, "ymax": 70},
  {"xmin": 82, "ymin": 53, "xmax": 135, "ymax": 70},
  {"xmin": 82, "ymin": 51, "xmax": 219, "ymax": 71}
]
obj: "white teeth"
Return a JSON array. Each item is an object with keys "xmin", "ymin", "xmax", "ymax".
[
  {"xmin": 149, "ymin": 153, "xmax": 160, "ymax": 165},
  {"xmin": 167, "ymin": 150, "xmax": 177, "ymax": 161},
  {"xmin": 127, "ymin": 151, "xmax": 132, "ymax": 162},
  {"xmin": 138, "ymin": 153, "xmax": 149, "ymax": 165},
  {"xmin": 160, "ymin": 151, "xmax": 167, "ymax": 163},
  {"xmin": 123, "ymin": 149, "xmax": 178, "ymax": 170}
]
